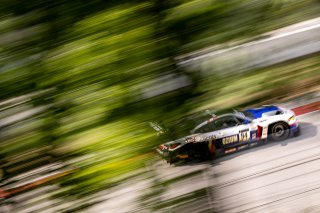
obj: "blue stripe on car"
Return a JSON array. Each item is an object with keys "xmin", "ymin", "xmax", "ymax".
[{"xmin": 245, "ymin": 106, "xmax": 279, "ymax": 119}]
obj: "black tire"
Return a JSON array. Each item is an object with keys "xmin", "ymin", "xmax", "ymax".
[{"xmin": 270, "ymin": 122, "xmax": 290, "ymax": 141}]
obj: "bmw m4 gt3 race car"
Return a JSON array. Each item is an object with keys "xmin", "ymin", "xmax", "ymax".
[{"xmin": 156, "ymin": 105, "xmax": 300, "ymax": 163}]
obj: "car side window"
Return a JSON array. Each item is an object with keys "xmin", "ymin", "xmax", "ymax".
[
  {"xmin": 213, "ymin": 116, "xmax": 240, "ymax": 130},
  {"xmin": 235, "ymin": 117, "xmax": 245, "ymax": 124},
  {"xmin": 195, "ymin": 123, "xmax": 214, "ymax": 133}
]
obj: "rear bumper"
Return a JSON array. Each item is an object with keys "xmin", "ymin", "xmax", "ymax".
[
  {"xmin": 156, "ymin": 145, "xmax": 188, "ymax": 163},
  {"xmin": 156, "ymin": 148, "xmax": 168, "ymax": 157},
  {"xmin": 156, "ymin": 148, "xmax": 163, "ymax": 156},
  {"xmin": 156, "ymin": 145, "xmax": 169, "ymax": 159}
]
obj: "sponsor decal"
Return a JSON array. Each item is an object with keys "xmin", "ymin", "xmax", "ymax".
[
  {"xmin": 195, "ymin": 136, "xmax": 202, "ymax": 141},
  {"xmin": 222, "ymin": 135, "xmax": 238, "ymax": 145},
  {"xmin": 250, "ymin": 142, "xmax": 258, "ymax": 147},
  {"xmin": 261, "ymin": 126, "xmax": 268, "ymax": 139},
  {"xmin": 251, "ymin": 133, "xmax": 256, "ymax": 140},
  {"xmin": 225, "ymin": 148, "xmax": 236, "ymax": 154},
  {"xmin": 185, "ymin": 137, "xmax": 195, "ymax": 143},
  {"xmin": 177, "ymin": 154, "xmax": 189, "ymax": 159},
  {"xmin": 192, "ymin": 135, "xmax": 216, "ymax": 142},
  {"xmin": 201, "ymin": 135, "xmax": 216, "ymax": 141},
  {"xmin": 238, "ymin": 144, "xmax": 249, "ymax": 150}
]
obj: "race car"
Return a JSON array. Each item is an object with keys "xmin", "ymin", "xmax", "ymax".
[{"xmin": 156, "ymin": 105, "xmax": 300, "ymax": 163}]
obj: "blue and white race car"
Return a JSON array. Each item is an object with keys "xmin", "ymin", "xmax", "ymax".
[{"xmin": 156, "ymin": 105, "xmax": 300, "ymax": 163}]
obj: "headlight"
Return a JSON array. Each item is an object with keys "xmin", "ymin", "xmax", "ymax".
[{"xmin": 288, "ymin": 116, "xmax": 296, "ymax": 125}]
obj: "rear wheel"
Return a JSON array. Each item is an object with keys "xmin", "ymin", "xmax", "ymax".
[
  {"xmin": 270, "ymin": 122, "xmax": 290, "ymax": 141},
  {"xmin": 200, "ymin": 143, "xmax": 211, "ymax": 160},
  {"xmin": 190, "ymin": 143, "xmax": 211, "ymax": 161}
]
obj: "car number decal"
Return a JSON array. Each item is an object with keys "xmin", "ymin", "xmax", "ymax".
[{"xmin": 239, "ymin": 130, "xmax": 250, "ymax": 142}]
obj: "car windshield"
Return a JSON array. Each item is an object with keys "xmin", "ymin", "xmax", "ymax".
[
  {"xmin": 240, "ymin": 111, "xmax": 254, "ymax": 120},
  {"xmin": 193, "ymin": 115, "xmax": 242, "ymax": 133}
]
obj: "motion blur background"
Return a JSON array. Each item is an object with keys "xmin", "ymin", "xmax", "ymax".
[{"xmin": 1, "ymin": 0, "xmax": 320, "ymax": 212}]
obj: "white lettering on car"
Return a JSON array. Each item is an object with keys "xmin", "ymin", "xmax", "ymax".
[{"xmin": 222, "ymin": 135, "xmax": 238, "ymax": 145}]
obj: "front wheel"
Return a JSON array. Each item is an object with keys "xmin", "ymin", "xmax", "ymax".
[{"xmin": 270, "ymin": 122, "xmax": 290, "ymax": 141}]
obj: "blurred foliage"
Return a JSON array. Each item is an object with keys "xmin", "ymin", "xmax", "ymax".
[{"xmin": 0, "ymin": 0, "xmax": 320, "ymax": 211}]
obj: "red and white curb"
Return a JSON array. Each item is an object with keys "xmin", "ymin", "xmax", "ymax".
[{"xmin": 291, "ymin": 101, "xmax": 320, "ymax": 116}]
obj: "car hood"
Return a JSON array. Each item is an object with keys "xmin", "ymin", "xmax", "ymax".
[{"xmin": 245, "ymin": 106, "xmax": 280, "ymax": 119}]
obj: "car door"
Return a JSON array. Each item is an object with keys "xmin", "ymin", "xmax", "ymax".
[{"xmin": 213, "ymin": 115, "xmax": 250, "ymax": 149}]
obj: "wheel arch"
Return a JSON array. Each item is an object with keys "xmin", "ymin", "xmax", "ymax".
[{"xmin": 267, "ymin": 120, "xmax": 290, "ymax": 134}]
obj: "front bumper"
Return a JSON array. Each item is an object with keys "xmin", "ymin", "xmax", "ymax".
[{"xmin": 290, "ymin": 122, "xmax": 300, "ymax": 135}]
